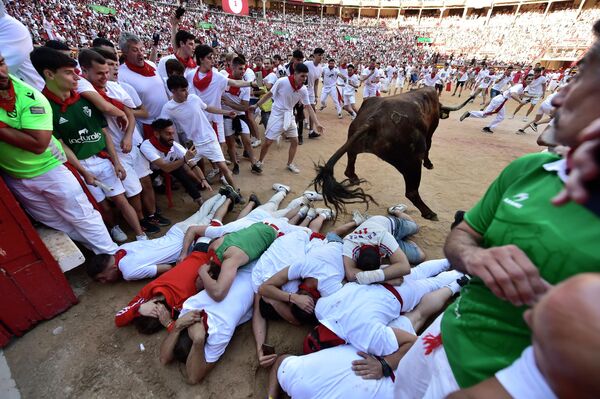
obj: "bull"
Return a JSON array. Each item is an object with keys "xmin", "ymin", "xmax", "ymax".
[{"xmin": 313, "ymin": 87, "xmax": 473, "ymax": 221}]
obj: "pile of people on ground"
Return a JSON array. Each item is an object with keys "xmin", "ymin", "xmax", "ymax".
[{"xmin": 1, "ymin": 2, "xmax": 600, "ymax": 397}]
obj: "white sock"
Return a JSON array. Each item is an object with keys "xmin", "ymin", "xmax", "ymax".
[{"xmin": 445, "ymin": 281, "xmax": 462, "ymax": 295}]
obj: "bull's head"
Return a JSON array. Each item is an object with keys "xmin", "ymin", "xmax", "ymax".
[{"xmin": 439, "ymin": 95, "xmax": 475, "ymax": 119}]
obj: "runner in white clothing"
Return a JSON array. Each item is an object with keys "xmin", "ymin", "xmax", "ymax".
[
  {"xmin": 471, "ymin": 67, "xmax": 496, "ymax": 106},
  {"xmin": 342, "ymin": 64, "xmax": 360, "ymax": 119},
  {"xmin": 157, "ymin": 28, "xmax": 196, "ymax": 83},
  {"xmin": 384, "ymin": 61, "xmax": 398, "ymax": 95},
  {"xmin": 361, "ymin": 58, "xmax": 382, "ymax": 98},
  {"xmin": 516, "ymin": 91, "xmax": 557, "ymax": 135},
  {"xmin": 319, "ymin": 59, "xmax": 344, "ymax": 118},
  {"xmin": 393, "ymin": 63, "xmax": 407, "ymax": 95},
  {"xmin": 251, "ymin": 63, "xmax": 324, "ymax": 175},
  {"xmin": 511, "ymin": 68, "xmax": 547, "ymax": 121},
  {"xmin": 452, "ymin": 67, "xmax": 469, "ymax": 97}
]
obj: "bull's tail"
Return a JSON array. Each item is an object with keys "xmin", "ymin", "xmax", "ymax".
[
  {"xmin": 312, "ymin": 124, "xmax": 377, "ymax": 217},
  {"xmin": 440, "ymin": 95, "xmax": 475, "ymax": 113}
]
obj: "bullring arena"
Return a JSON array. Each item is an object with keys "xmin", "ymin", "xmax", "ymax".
[{"xmin": 0, "ymin": 0, "xmax": 599, "ymax": 398}]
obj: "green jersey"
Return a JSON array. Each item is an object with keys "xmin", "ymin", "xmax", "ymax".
[
  {"xmin": 0, "ymin": 76, "xmax": 66, "ymax": 178},
  {"xmin": 442, "ymin": 152, "xmax": 600, "ymax": 388},
  {"xmin": 49, "ymin": 96, "xmax": 108, "ymax": 160},
  {"xmin": 215, "ymin": 223, "xmax": 277, "ymax": 262}
]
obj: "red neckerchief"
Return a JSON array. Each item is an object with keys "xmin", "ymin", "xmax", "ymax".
[
  {"xmin": 125, "ymin": 61, "xmax": 156, "ymax": 77},
  {"xmin": 175, "ymin": 54, "xmax": 196, "ymax": 69},
  {"xmin": 225, "ymin": 67, "xmax": 233, "ymax": 77},
  {"xmin": 42, "ymin": 86, "xmax": 81, "ymax": 112},
  {"xmin": 227, "ymin": 84, "xmax": 241, "ymax": 96},
  {"xmin": 114, "ymin": 249, "xmax": 127, "ymax": 267},
  {"xmin": 340, "ymin": 63, "xmax": 347, "ymax": 69},
  {"xmin": 430, "ymin": 72, "xmax": 436, "ymax": 79},
  {"xmin": 149, "ymin": 135, "xmax": 172, "ymax": 155},
  {"xmin": 193, "ymin": 68, "xmax": 213, "ymax": 92},
  {"xmin": 288, "ymin": 75, "xmax": 302, "ymax": 91},
  {"xmin": 92, "ymin": 84, "xmax": 125, "ymax": 111},
  {"xmin": 0, "ymin": 80, "xmax": 16, "ymax": 113},
  {"xmin": 348, "ymin": 71, "xmax": 354, "ymax": 77},
  {"xmin": 298, "ymin": 283, "xmax": 321, "ymax": 301},
  {"xmin": 74, "ymin": 67, "xmax": 82, "ymax": 76}
]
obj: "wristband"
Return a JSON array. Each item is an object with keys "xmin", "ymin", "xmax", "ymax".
[
  {"xmin": 166, "ymin": 320, "xmax": 176, "ymax": 332},
  {"xmin": 375, "ymin": 355, "xmax": 395, "ymax": 382},
  {"xmin": 355, "ymin": 269, "xmax": 385, "ymax": 285}
]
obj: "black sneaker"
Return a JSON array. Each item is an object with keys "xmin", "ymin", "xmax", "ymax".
[
  {"xmin": 235, "ymin": 136, "xmax": 243, "ymax": 148},
  {"xmin": 242, "ymin": 150, "xmax": 250, "ymax": 159},
  {"xmin": 232, "ymin": 163, "xmax": 240, "ymax": 175},
  {"xmin": 249, "ymin": 193, "xmax": 261, "ymax": 209},
  {"xmin": 149, "ymin": 213, "xmax": 171, "ymax": 226},
  {"xmin": 251, "ymin": 163, "xmax": 263, "ymax": 174},
  {"xmin": 298, "ymin": 135, "xmax": 304, "ymax": 145},
  {"xmin": 482, "ymin": 127, "xmax": 493, "ymax": 134},
  {"xmin": 516, "ymin": 129, "xmax": 526, "ymax": 135},
  {"xmin": 140, "ymin": 218, "xmax": 160, "ymax": 234},
  {"xmin": 457, "ymin": 275, "xmax": 471, "ymax": 287},
  {"xmin": 309, "ymin": 131, "xmax": 321, "ymax": 139},
  {"xmin": 224, "ymin": 184, "xmax": 242, "ymax": 204},
  {"xmin": 460, "ymin": 111, "xmax": 470, "ymax": 122}
]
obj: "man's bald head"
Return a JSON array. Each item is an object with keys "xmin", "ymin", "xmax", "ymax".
[{"xmin": 526, "ymin": 273, "xmax": 600, "ymax": 398}]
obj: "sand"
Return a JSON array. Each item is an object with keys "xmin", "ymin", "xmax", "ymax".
[{"xmin": 4, "ymin": 90, "xmax": 542, "ymax": 398}]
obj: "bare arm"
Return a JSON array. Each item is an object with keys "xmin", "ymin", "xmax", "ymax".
[
  {"xmin": 305, "ymin": 105, "xmax": 323, "ymax": 134},
  {"xmin": 159, "ymin": 311, "xmax": 204, "ymax": 365},
  {"xmin": 259, "ymin": 267, "xmax": 315, "ymax": 314},
  {"xmin": 253, "ymin": 91, "xmax": 273, "ymax": 109},
  {"xmin": 178, "ymin": 225, "xmax": 208, "ymax": 262},
  {"xmin": 199, "ymin": 260, "xmax": 240, "ymax": 302},
  {"xmin": 186, "ymin": 323, "xmax": 216, "ymax": 384},
  {"xmin": 131, "ymin": 104, "xmax": 149, "ymax": 119},
  {"xmin": 149, "ymin": 44, "xmax": 158, "ymax": 64},
  {"xmin": 156, "ymin": 264, "xmax": 173, "ymax": 275},
  {"xmin": 102, "ymin": 128, "xmax": 126, "ymax": 180},
  {"xmin": 219, "ymin": 99, "xmax": 248, "ymax": 112},
  {"xmin": 252, "ymin": 294, "xmax": 278, "ymax": 368},
  {"xmin": 120, "ymin": 106, "xmax": 136, "ymax": 154},
  {"xmin": 446, "ymin": 377, "xmax": 511, "ymax": 399},
  {"xmin": 0, "ymin": 127, "xmax": 52, "ymax": 154},
  {"xmin": 150, "ymin": 155, "xmax": 187, "ymax": 174},
  {"xmin": 227, "ymin": 78, "xmax": 253, "ymax": 88}
]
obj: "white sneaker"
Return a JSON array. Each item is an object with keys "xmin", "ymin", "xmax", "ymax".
[
  {"xmin": 508, "ymin": 114, "xmax": 515, "ymax": 120},
  {"xmin": 316, "ymin": 208, "xmax": 335, "ymax": 220},
  {"xmin": 287, "ymin": 163, "xmax": 300, "ymax": 174},
  {"xmin": 251, "ymin": 138, "xmax": 262, "ymax": 148},
  {"xmin": 303, "ymin": 190, "xmax": 323, "ymax": 201},
  {"xmin": 351, "ymin": 113, "xmax": 356, "ymax": 120},
  {"xmin": 306, "ymin": 207, "xmax": 317, "ymax": 220},
  {"xmin": 220, "ymin": 176, "xmax": 227, "ymax": 185},
  {"xmin": 272, "ymin": 183, "xmax": 290, "ymax": 194},
  {"xmin": 110, "ymin": 225, "xmax": 127, "ymax": 242},
  {"xmin": 136, "ymin": 234, "xmax": 148, "ymax": 241},
  {"xmin": 338, "ymin": 113, "xmax": 343, "ymax": 119},
  {"xmin": 297, "ymin": 204, "xmax": 310, "ymax": 218},
  {"xmin": 388, "ymin": 203, "xmax": 408, "ymax": 215},
  {"xmin": 522, "ymin": 117, "xmax": 528, "ymax": 122},
  {"xmin": 352, "ymin": 210, "xmax": 369, "ymax": 225},
  {"xmin": 206, "ymin": 168, "xmax": 220, "ymax": 180}
]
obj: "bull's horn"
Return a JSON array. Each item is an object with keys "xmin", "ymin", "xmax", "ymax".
[{"xmin": 440, "ymin": 95, "xmax": 475, "ymax": 113}]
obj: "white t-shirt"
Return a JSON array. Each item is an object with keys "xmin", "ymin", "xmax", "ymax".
[
  {"xmin": 120, "ymin": 82, "xmax": 142, "ymax": 108},
  {"xmin": 76, "ymin": 79, "xmax": 143, "ymax": 148},
  {"xmin": 278, "ymin": 344, "xmax": 394, "ymax": 399},
  {"xmin": 495, "ymin": 346, "xmax": 557, "ymax": 399},
  {"xmin": 306, "ymin": 61, "xmax": 323, "ymax": 90},
  {"xmin": 504, "ymin": 83, "xmax": 525, "ymax": 99},
  {"xmin": 315, "ymin": 282, "xmax": 401, "ymax": 356},
  {"xmin": 184, "ymin": 67, "xmax": 229, "ymax": 124},
  {"xmin": 288, "ymin": 241, "xmax": 344, "ymax": 297},
  {"xmin": 361, "ymin": 68, "xmax": 381, "ymax": 88},
  {"xmin": 397, "ymin": 67, "xmax": 406, "ymax": 79},
  {"xmin": 527, "ymin": 76, "xmax": 547, "ymax": 96},
  {"xmin": 386, "ymin": 66, "xmax": 398, "ymax": 80},
  {"xmin": 492, "ymin": 75, "xmax": 512, "ymax": 91},
  {"xmin": 264, "ymin": 72, "xmax": 278, "ymax": 87},
  {"xmin": 160, "ymin": 94, "xmax": 214, "ymax": 145},
  {"xmin": 140, "ymin": 139, "xmax": 186, "ymax": 163},
  {"xmin": 117, "ymin": 227, "xmax": 185, "ymax": 280},
  {"xmin": 322, "ymin": 67, "xmax": 340, "ymax": 87},
  {"xmin": 423, "ymin": 73, "xmax": 441, "ymax": 87},
  {"xmin": 343, "ymin": 74, "xmax": 360, "ymax": 96},
  {"xmin": 179, "ymin": 263, "xmax": 255, "ymax": 363},
  {"xmin": 478, "ymin": 73, "xmax": 495, "ymax": 89},
  {"xmin": 337, "ymin": 66, "xmax": 349, "ymax": 85},
  {"xmin": 270, "ymin": 77, "xmax": 310, "ymax": 114},
  {"xmin": 222, "ymin": 86, "xmax": 250, "ymax": 116},
  {"xmin": 251, "ymin": 230, "xmax": 309, "ymax": 293},
  {"xmin": 118, "ymin": 61, "xmax": 169, "ymax": 124},
  {"xmin": 157, "ymin": 54, "xmax": 197, "ymax": 83},
  {"xmin": 342, "ymin": 217, "xmax": 400, "ymax": 261},
  {"xmin": 458, "ymin": 71, "xmax": 469, "ymax": 82}
]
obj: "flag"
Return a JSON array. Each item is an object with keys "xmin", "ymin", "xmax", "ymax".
[
  {"xmin": 197, "ymin": 22, "xmax": 214, "ymax": 29},
  {"xmin": 222, "ymin": 0, "xmax": 249, "ymax": 16},
  {"xmin": 89, "ymin": 4, "xmax": 117, "ymax": 15}
]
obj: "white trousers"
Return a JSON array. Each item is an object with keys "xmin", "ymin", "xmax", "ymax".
[
  {"xmin": 469, "ymin": 94, "xmax": 506, "ymax": 130},
  {"xmin": 363, "ymin": 86, "xmax": 378, "ymax": 98},
  {"xmin": 320, "ymin": 86, "xmax": 342, "ymax": 113},
  {"xmin": 4, "ymin": 164, "xmax": 118, "ymax": 255}
]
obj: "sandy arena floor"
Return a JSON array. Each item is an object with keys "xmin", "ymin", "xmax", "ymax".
[{"xmin": 4, "ymin": 89, "xmax": 541, "ymax": 398}]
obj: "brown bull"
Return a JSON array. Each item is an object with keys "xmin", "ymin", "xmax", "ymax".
[{"xmin": 313, "ymin": 87, "xmax": 473, "ymax": 220}]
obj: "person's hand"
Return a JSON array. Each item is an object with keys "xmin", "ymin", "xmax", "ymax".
[
  {"xmin": 200, "ymin": 179, "xmax": 213, "ymax": 191},
  {"xmin": 290, "ymin": 294, "xmax": 314, "ymax": 313},
  {"xmin": 352, "ymin": 352, "xmax": 383, "ymax": 380},
  {"xmin": 174, "ymin": 310, "xmax": 203, "ymax": 332},
  {"xmin": 152, "ymin": 32, "xmax": 160, "ymax": 47},
  {"xmin": 116, "ymin": 115, "xmax": 129, "ymax": 131},
  {"xmin": 81, "ymin": 170, "xmax": 97, "ymax": 186},
  {"xmin": 464, "ymin": 245, "xmax": 550, "ymax": 306},
  {"xmin": 155, "ymin": 303, "xmax": 172, "ymax": 327},
  {"xmin": 121, "ymin": 137, "xmax": 132, "ymax": 154},
  {"xmin": 257, "ymin": 348, "xmax": 277, "ymax": 368},
  {"xmin": 114, "ymin": 162, "xmax": 127, "ymax": 180},
  {"xmin": 184, "ymin": 148, "xmax": 196, "ymax": 162},
  {"xmin": 553, "ymin": 118, "xmax": 600, "ymax": 206},
  {"xmin": 315, "ymin": 124, "xmax": 324, "ymax": 134},
  {"xmin": 227, "ymin": 111, "xmax": 236, "ymax": 118}
]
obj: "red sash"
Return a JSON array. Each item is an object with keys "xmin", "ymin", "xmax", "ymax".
[
  {"xmin": 93, "ymin": 84, "xmax": 125, "ymax": 111},
  {"xmin": 175, "ymin": 54, "xmax": 197, "ymax": 69},
  {"xmin": 125, "ymin": 61, "xmax": 156, "ymax": 77},
  {"xmin": 0, "ymin": 80, "xmax": 16, "ymax": 113},
  {"xmin": 381, "ymin": 283, "xmax": 404, "ymax": 309},
  {"xmin": 193, "ymin": 68, "xmax": 213, "ymax": 92},
  {"xmin": 288, "ymin": 75, "xmax": 302, "ymax": 91},
  {"xmin": 42, "ymin": 87, "xmax": 80, "ymax": 112},
  {"xmin": 62, "ymin": 162, "xmax": 107, "ymax": 221}
]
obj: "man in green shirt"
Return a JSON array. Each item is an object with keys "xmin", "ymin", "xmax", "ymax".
[
  {"xmin": 30, "ymin": 46, "xmax": 147, "ymax": 242},
  {"xmin": 394, "ymin": 20, "xmax": 600, "ymax": 397},
  {"xmin": 0, "ymin": 50, "xmax": 118, "ymax": 255}
]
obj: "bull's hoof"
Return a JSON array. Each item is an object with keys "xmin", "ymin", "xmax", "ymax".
[
  {"xmin": 422, "ymin": 211, "xmax": 438, "ymax": 221},
  {"xmin": 423, "ymin": 160, "xmax": 434, "ymax": 170}
]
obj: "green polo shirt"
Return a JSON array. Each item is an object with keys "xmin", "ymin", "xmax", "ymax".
[
  {"xmin": 215, "ymin": 223, "xmax": 277, "ymax": 262},
  {"xmin": 49, "ymin": 95, "xmax": 108, "ymax": 160},
  {"xmin": 0, "ymin": 76, "xmax": 66, "ymax": 178},
  {"xmin": 441, "ymin": 152, "xmax": 600, "ymax": 388}
]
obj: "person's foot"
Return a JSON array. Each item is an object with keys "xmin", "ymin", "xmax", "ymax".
[
  {"xmin": 232, "ymin": 163, "xmax": 240, "ymax": 175},
  {"xmin": 388, "ymin": 203, "xmax": 408, "ymax": 215},
  {"xmin": 297, "ymin": 204, "xmax": 310, "ymax": 218},
  {"xmin": 251, "ymin": 162, "xmax": 263, "ymax": 174},
  {"xmin": 287, "ymin": 163, "xmax": 300, "ymax": 174},
  {"xmin": 338, "ymin": 113, "xmax": 343, "ymax": 119},
  {"xmin": 458, "ymin": 94, "xmax": 461, "ymax": 97},
  {"xmin": 110, "ymin": 225, "xmax": 128, "ymax": 242},
  {"xmin": 451, "ymin": 93, "xmax": 455, "ymax": 96},
  {"xmin": 457, "ymin": 274, "xmax": 472, "ymax": 287},
  {"xmin": 529, "ymin": 122, "xmax": 538, "ymax": 132},
  {"xmin": 303, "ymin": 190, "xmax": 323, "ymax": 201},
  {"xmin": 508, "ymin": 114, "xmax": 515, "ymax": 119},
  {"xmin": 251, "ymin": 138, "xmax": 262, "ymax": 148},
  {"xmin": 135, "ymin": 234, "xmax": 148, "ymax": 241},
  {"xmin": 206, "ymin": 168, "xmax": 220, "ymax": 180},
  {"xmin": 305, "ymin": 207, "xmax": 317, "ymax": 220},
  {"xmin": 316, "ymin": 208, "xmax": 335, "ymax": 220},
  {"xmin": 516, "ymin": 129, "xmax": 526, "ymax": 135},
  {"xmin": 272, "ymin": 183, "xmax": 290, "ymax": 194},
  {"xmin": 522, "ymin": 117, "xmax": 528, "ymax": 122},
  {"xmin": 249, "ymin": 193, "xmax": 261, "ymax": 208},
  {"xmin": 309, "ymin": 131, "xmax": 321, "ymax": 139},
  {"xmin": 147, "ymin": 213, "xmax": 171, "ymax": 226},
  {"xmin": 319, "ymin": 105, "xmax": 326, "ymax": 111},
  {"xmin": 460, "ymin": 111, "xmax": 470, "ymax": 121},
  {"xmin": 223, "ymin": 184, "xmax": 242, "ymax": 204},
  {"xmin": 352, "ymin": 210, "xmax": 369, "ymax": 225},
  {"xmin": 479, "ymin": 107, "xmax": 485, "ymax": 111},
  {"xmin": 242, "ymin": 150, "xmax": 250, "ymax": 159},
  {"xmin": 482, "ymin": 127, "xmax": 494, "ymax": 134},
  {"xmin": 298, "ymin": 135, "xmax": 304, "ymax": 145}
]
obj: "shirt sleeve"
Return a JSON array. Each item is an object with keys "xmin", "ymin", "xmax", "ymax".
[
  {"xmin": 240, "ymin": 87, "xmax": 251, "ymax": 102},
  {"xmin": 119, "ymin": 258, "xmax": 158, "ymax": 281},
  {"xmin": 139, "ymin": 140, "xmax": 161, "ymax": 163},
  {"xmin": 76, "ymin": 78, "xmax": 96, "ymax": 94},
  {"xmin": 287, "ymin": 262, "xmax": 304, "ymax": 281},
  {"xmin": 379, "ymin": 232, "xmax": 400, "ymax": 257},
  {"xmin": 300, "ymin": 87, "xmax": 310, "ymax": 106},
  {"xmin": 172, "ymin": 142, "xmax": 187, "ymax": 158},
  {"xmin": 20, "ymin": 89, "xmax": 54, "ymax": 130},
  {"xmin": 114, "ymin": 295, "xmax": 146, "ymax": 327},
  {"xmin": 270, "ymin": 78, "xmax": 281, "ymax": 94},
  {"xmin": 196, "ymin": 95, "xmax": 208, "ymax": 110}
]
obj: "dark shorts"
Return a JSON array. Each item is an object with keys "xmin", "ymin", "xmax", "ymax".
[
  {"xmin": 490, "ymin": 89, "xmax": 501, "ymax": 98},
  {"xmin": 456, "ymin": 81, "xmax": 465, "ymax": 87}
]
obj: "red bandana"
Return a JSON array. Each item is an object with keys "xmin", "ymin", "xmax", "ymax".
[
  {"xmin": 93, "ymin": 84, "xmax": 125, "ymax": 111},
  {"xmin": 298, "ymin": 283, "xmax": 321, "ymax": 301},
  {"xmin": 430, "ymin": 72, "xmax": 436, "ymax": 79},
  {"xmin": 125, "ymin": 61, "xmax": 156, "ymax": 77},
  {"xmin": 42, "ymin": 86, "xmax": 81, "ymax": 112},
  {"xmin": 114, "ymin": 249, "xmax": 127, "ymax": 267},
  {"xmin": 175, "ymin": 54, "xmax": 197, "ymax": 69},
  {"xmin": 149, "ymin": 135, "xmax": 172, "ymax": 155},
  {"xmin": 225, "ymin": 67, "xmax": 233, "ymax": 77},
  {"xmin": 0, "ymin": 80, "xmax": 16, "ymax": 113},
  {"xmin": 288, "ymin": 75, "xmax": 302, "ymax": 91},
  {"xmin": 340, "ymin": 63, "xmax": 347, "ymax": 69},
  {"xmin": 193, "ymin": 68, "xmax": 213, "ymax": 92},
  {"xmin": 227, "ymin": 85, "xmax": 240, "ymax": 96}
]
